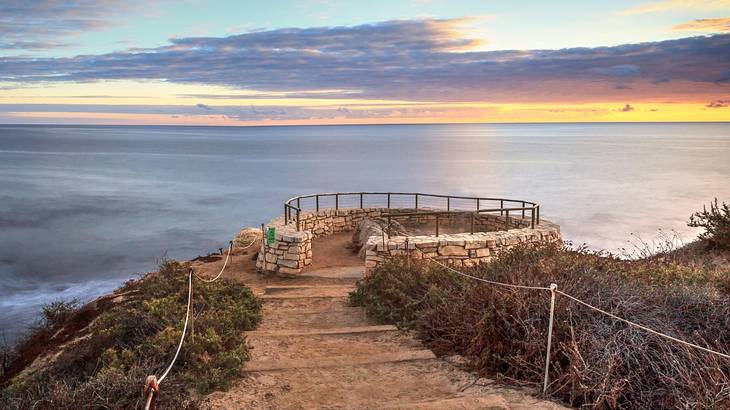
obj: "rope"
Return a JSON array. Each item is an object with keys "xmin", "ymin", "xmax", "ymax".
[
  {"xmin": 556, "ymin": 290, "xmax": 730, "ymax": 360},
  {"xmin": 160, "ymin": 268, "xmax": 193, "ymax": 382},
  {"xmin": 195, "ymin": 242, "xmax": 232, "ymax": 283},
  {"xmin": 404, "ymin": 237, "xmax": 550, "ymax": 291},
  {"xmin": 143, "ymin": 234, "xmax": 261, "ymax": 407},
  {"xmin": 144, "ymin": 268, "xmax": 193, "ymax": 410},
  {"xmin": 398, "ymin": 235, "xmax": 730, "ymax": 361},
  {"xmin": 194, "ymin": 237, "xmax": 258, "ymax": 283},
  {"xmin": 425, "ymin": 256, "xmax": 551, "ymax": 291}
]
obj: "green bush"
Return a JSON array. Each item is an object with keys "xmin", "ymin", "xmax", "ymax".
[
  {"xmin": 352, "ymin": 244, "xmax": 730, "ymax": 409},
  {"xmin": 689, "ymin": 199, "xmax": 730, "ymax": 250},
  {"xmin": 1, "ymin": 259, "xmax": 262, "ymax": 409}
]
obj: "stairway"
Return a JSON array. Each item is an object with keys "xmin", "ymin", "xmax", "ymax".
[{"xmin": 206, "ymin": 267, "xmax": 564, "ymax": 409}]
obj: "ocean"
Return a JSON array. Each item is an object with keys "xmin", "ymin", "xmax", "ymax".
[{"xmin": 1, "ymin": 123, "xmax": 729, "ymax": 341}]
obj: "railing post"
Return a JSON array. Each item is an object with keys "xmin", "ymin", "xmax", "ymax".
[
  {"xmin": 500, "ymin": 199, "xmax": 504, "ymax": 216},
  {"xmin": 405, "ymin": 237, "xmax": 410, "ymax": 268},
  {"xmin": 543, "ymin": 283, "xmax": 558, "ymax": 393},
  {"xmin": 261, "ymin": 223, "xmax": 266, "ymax": 253},
  {"xmin": 415, "ymin": 194, "xmax": 419, "ymax": 210},
  {"xmin": 387, "ymin": 193, "xmax": 391, "ymax": 209},
  {"xmin": 477, "ymin": 198, "xmax": 480, "ymax": 210},
  {"xmin": 537, "ymin": 205, "xmax": 540, "ymax": 224},
  {"xmin": 335, "ymin": 194, "xmax": 339, "ymax": 210},
  {"xmin": 316, "ymin": 195, "xmax": 319, "ymax": 212},
  {"xmin": 522, "ymin": 201, "xmax": 525, "ymax": 218},
  {"xmin": 531, "ymin": 207, "xmax": 536, "ymax": 229},
  {"xmin": 297, "ymin": 197, "xmax": 301, "ymax": 210},
  {"xmin": 505, "ymin": 210, "xmax": 510, "ymax": 230},
  {"xmin": 360, "ymin": 193, "xmax": 363, "ymax": 209},
  {"xmin": 296, "ymin": 209, "xmax": 300, "ymax": 231},
  {"xmin": 447, "ymin": 197, "xmax": 450, "ymax": 211},
  {"xmin": 435, "ymin": 214, "xmax": 440, "ymax": 237},
  {"xmin": 284, "ymin": 204, "xmax": 288, "ymax": 224}
]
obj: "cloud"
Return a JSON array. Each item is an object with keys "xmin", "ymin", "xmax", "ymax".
[
  {"xmin": 672, "ymin": 17, "xmax": 730, "ymax": 32},
  {"xmin": 196, "ymin": 103, "xmax": 213, "ymax": 110},
  {"xmin": 1, "ymin": 18, "xmax": 729, "ymax": 104},
  {"xmin": 619, "ymin": 103, "xmax": 635, "ymax": 112},
  {"xmin": 0, "ymin": 0, "xmax": 162, "ymax": 50},
  {"xmin": 0, "ymin": 102, "xmax": 493, "ymax": 122},
  {"xmin": 588, "ymin": 64, "xmax": 641, "ymax": 76},
  {"xmin": 622, "ymin": 0, "xmax": 730, "ymax": 15},
  {"xmin": 178, "ymin": 90, "xmax": 364, "ymax": 99},
  {"xmin": 706, "ymin": 99, "xmax": 730, "ymax": 107}
]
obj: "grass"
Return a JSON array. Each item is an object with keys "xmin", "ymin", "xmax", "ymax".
[
  {"xmin": 1, "ymin": 259, "xmax": 262, "ymax": 409},
  {"xmin": 351, "ymin": 243, "xmax": 730, "ymax": 409}
]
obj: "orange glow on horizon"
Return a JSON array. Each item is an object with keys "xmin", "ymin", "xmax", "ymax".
[{"xmin": 6, "ymin": 101, "xmax": 729, "ymax": 126}]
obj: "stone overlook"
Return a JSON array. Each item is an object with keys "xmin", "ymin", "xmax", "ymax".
[{"xmin": 256, "ymin": 193, "xmax": 561, "ymax": 274}]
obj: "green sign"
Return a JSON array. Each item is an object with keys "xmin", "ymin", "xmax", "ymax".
[{"xmin": 266, "ymin": 227, "xmax": 276, "ymax": 245}]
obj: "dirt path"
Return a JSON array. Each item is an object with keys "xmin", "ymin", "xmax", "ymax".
[{"xmin": 198, "ymin": 233, "xmax": 565, "ymax": 409}]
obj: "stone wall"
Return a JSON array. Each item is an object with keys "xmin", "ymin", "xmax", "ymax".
[
  {"xmin": 255, "ymin": 216, "xmax": 313, "ymax": 274},
  {"xmin": 363, "ymin": 219, "xmax": 561, "ymax": 273},
  {"xmin": 256, "ymin": 208, "xmax": 384, "ymax": 274},
  {"xmin": 256, "ymin": 206, "xmax": 559, "ymax": 275}
]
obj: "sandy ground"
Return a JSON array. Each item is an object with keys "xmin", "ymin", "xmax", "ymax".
[{"xmin": 193, "ymin": 232, "xmax": 565, "ymax": 409}]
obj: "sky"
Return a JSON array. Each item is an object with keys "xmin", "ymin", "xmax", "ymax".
[{"xmin": 1, "ymin": 0, "xmax": 729, "ymax": 125}]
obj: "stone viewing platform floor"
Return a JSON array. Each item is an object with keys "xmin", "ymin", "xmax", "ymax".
[{"xmin": 197, "ymin": 233, "xmax": 566, "ymax": 409}]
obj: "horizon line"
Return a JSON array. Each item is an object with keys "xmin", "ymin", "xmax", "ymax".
[{"xmin": 2, "ymin": 120, "xmax": 730, "ymax": 128}]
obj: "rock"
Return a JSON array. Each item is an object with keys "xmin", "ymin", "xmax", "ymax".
[
  {"xmin": 351, "ymin": 217, "xmax": 409, "ymax": 256},
  {"xmin": 438, "ymin": 245, "xmax": 469, "ymax": 257}
]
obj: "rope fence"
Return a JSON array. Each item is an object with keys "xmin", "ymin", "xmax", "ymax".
[
  {"xmin": 400, "ymin": 236, "xmax": 730, "ymax": 394},
  {"xmin": 141, "ymin": 224, "xmax": 728, "ymax": 406},
  {"xmin": 143, "ymin": 236, "xmax": 259, "ymax": 409},
  {"xmin": 194, "ymin": 241, "xmax": 238, "ymax": 283}
]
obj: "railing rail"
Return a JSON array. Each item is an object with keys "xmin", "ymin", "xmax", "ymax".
[{"xmin": 281, "ymin": 192, "xmax": 541, "ymax": 233}]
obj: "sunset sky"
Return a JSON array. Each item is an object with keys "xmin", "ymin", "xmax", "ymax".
[{"xmin": 1, "ymin": 0, "xmax": 730, "ymax": 125}]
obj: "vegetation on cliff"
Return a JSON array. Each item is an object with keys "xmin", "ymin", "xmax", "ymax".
[
  {"xmin": 351, "ymin": 206, "xmax": 730, "ymax": 409},
  {"xmin": 689, "ymin": 198, "xmax": 730, "ymax": 251},
  {"xmin": 1, "ymin": 259, "xmax": 262, "ymax": 409}
]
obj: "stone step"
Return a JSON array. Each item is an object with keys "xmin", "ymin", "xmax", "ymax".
[
  {"xmin": 261, "ymin": 305, "xmax": 358, "ymax": 315},
  {"xmin": 245, "ymin": 324, "xmax": 398, "ymax": 338},
  {"xmin": 247, "ymin": 331, "xmax": 424, "ymax": 362},
  {"xmin": 261, "ymin": 294, "xmax": 352, "ymax": 301},
  {"xmin": 382, "ymin": 395, "xmax": 510, "ymax": 409},
  {"xmin": 262, "ymin": 285, "xmax": 353, "ymax": 298},
  {"xmin": 244, "ymin": 349, "xmax": 436, "ymax": 372},
  {"xmin": 257, "ymin": 307, "xmax": 371, "ymax": 330},
  {"xmin": 262, "ymin": 295, "xmax": 350, "ymax": 311},
  {"xmin": 207, "ymin": 359, "xmax": 482, "ymax": 409},
  {"xmin": 301, "ymin": 265, "xmax": 364, "ymax": 279},
  {"xmin": 264, "ymin": 284, "xmax": 353, "ymax": 294}
]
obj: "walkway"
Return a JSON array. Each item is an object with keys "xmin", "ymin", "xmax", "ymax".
[{"xmin": 200, "ymin": 234, "xmax": 564, "ymax": 409}]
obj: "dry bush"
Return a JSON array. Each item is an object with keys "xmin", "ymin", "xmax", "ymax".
[
  {"xmin": 351, "ymin": 243, "xmax": 730, "ymax": 409},
  {"xmin": 689, "ymin": 199, "xmax": 730, "ymax": 251}
]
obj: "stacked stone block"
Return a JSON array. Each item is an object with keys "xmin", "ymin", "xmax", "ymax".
[{"xmin": 363, "ymin": 219, "xmax": 561, "ymax": 273}]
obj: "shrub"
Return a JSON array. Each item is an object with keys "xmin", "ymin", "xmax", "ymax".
[
  {"xmin": 352, "ymin": 244, "xmax": 730, "ymax": 409},
  {"xmin": 689, "ymin": 199, "xmax": 730, "ymax": 250},
  {"xmin": 1, "ymin": 259, "xmax": 262, "ymax": 409},
  {"xmin": 40, "ymin": 299, "xmax": 81, "ymax": 329}
]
